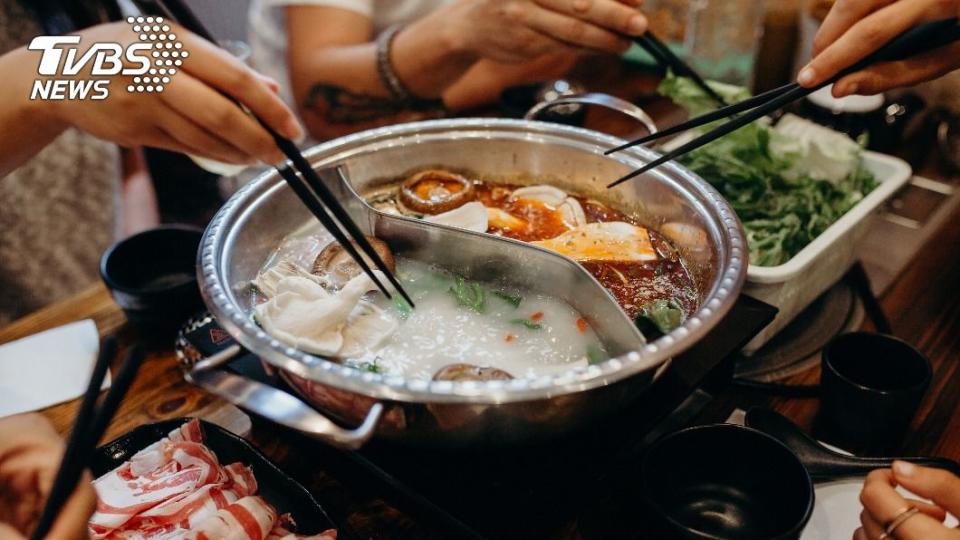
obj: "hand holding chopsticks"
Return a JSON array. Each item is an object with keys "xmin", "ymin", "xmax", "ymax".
[
  {"xmin": 608, "ymin": 17, "xmax": 960, "ymax": 187},
  {"xmin": 132, "ymin": 0, "xmax": 414, "ymax": 307},
  {"xmin": 29, "ymin": 338, "xmax": 146, "ymax": 540},
  {"xmin": 801, "ymin": 0, "xmax": 960, "ymax": 98}
]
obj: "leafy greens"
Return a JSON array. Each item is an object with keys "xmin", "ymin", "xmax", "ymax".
[
  {"xmin": 658, "ymin": 73, "xmax": 878, "ymax": 266},
  {"xmin": 448, "ymin": 276, "xmax": 486, "ymax": 312},
  {"xmin": 634, "ymin": 298, "xmax": 686, "ymax": 336}
]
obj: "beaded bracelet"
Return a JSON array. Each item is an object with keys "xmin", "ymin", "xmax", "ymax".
[{"xmin": 375, "ymin": 24, "xmax": 415, "ymax": 103}]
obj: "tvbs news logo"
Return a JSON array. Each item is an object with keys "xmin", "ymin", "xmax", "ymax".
[{"xmin": 28, "ymin": 16, "xmax": 187, "ymax": 101}]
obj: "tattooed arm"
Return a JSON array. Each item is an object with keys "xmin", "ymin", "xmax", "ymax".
[
  {"xmin": 285, "ymin": 1, "xmax": 647, "ymax": 140},
  {"xmin": 286, "ymin": 6, "xmax": 473, "ymax": 141}
]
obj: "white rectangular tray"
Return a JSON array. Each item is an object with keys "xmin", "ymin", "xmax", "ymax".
[{"xmin": 742, "ymin": 151, "xmax": 912, "ymax": 353}]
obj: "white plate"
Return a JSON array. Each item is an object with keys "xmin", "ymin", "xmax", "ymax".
[{"xmin": 803, "ymin": 478, "xmax": 959, "ymax": 539}]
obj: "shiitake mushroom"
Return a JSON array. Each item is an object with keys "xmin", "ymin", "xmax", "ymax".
[
  {"xmin": 399, "ymin": 170, "xmax": 476, "ymax": 215},
  {"xmin": 432, "ymin": 363, "xmax": 514, "ymax": 381},
  {"xmin": 312, "ymin": 236, "xmax": 396, "ymax": 287}
]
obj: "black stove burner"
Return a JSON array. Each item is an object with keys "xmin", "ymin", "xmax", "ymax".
[
  {"xmin": 735, "ymin": 281, "xmax": 865, "ymax": 381},
  {"xmin": 178, "ymin": 296, "xmax": 776, "ymax": 540}
]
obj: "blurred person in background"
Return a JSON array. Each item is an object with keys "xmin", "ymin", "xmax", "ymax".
[
  {"xmin": 0, "ymin": 0, "xmax": 302, "ymax": 325},
  {"xmin": 249, "ymin": 0, "xmax": 649, "ymax": 140}
]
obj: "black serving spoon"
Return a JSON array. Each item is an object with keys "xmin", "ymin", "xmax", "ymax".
[{"xmin": 744, "ymin": 408, "xmax": 960, "ymax": 481}]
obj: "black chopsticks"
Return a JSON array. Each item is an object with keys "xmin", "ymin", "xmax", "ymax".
[
  {"xmin": 137, "ymin": 0, "xmax": 414, "ymax": 307},
  {"xmin": 30, "ymin": 338, "xmax": 145, "ymax": 540},
  {"xmin": 608, "ymin": 18, "xmax": 960, "ymax": 188},
  {"xmin": 635, "ymin": 33, "xmax": 726, "ymax": 107}
]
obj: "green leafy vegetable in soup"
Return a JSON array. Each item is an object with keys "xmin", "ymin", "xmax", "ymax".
[
  {"xmin": 510, "ymin": 318, "xmax": 543, "ymax": 330},
  {"xmin": 658, "ymin": 73, "xmax": 878, "ymax": 266},
  {"xmin": 493, "ymin": 291, "xmax": 523, "ymax": 308},
  {"xmin": 635, "ymin": 298, "xmax": 686, "ymax": 336},
  {"xmin": 586, "ymin": 344, "xmax": 607, "ymax": 365},
  {"xmin": 448, "ymin": 276, "xmax": 486, "ymax": 312}
]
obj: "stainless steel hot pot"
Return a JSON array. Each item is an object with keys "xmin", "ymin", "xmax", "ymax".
[{"xmin": 194, "ymin": 118, "xmax": 746, "ymax": 449}]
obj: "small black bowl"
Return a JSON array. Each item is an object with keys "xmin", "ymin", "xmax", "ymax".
[
  {"xmin": 818, "ymin": 331, "xmax": 932, "ymax": 449},
  {"xmin": 641, "ymin": 424, "xmax": 814, "ymax": 540},
  {"xmin": 100, "ymin": 225, "xmax": 204, "ymax": 329}
]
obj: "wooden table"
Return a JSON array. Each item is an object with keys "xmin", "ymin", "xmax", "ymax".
[
  {"xmin": 2, "ymin": 201, "xmax": 957, "ymax": 539},
  {"xmin": 4, "ymin": 62, "xmax": 960, "ymax": 538}
]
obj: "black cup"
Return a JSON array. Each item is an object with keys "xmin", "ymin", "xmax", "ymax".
[
  {"xmin": 641, "ymin": 424, "xmax": 814, "ymax": 540},
  {"xmin": 818, "ymin": 332, "xmax": 932, "ymax": 450},
  {"xmin": 100, "ymin": 225, "xmax": 204, "ymax": 330}
]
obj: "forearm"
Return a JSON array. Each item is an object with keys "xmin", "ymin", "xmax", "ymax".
[
  {"xmin": 287, "ymin": 6, "xmax": 477, "ymax": 140},
  {"xmin": 442, "ymin": 53, "xmax": 580, "ymax": 111},
  {"xmin": 0, "ymin": 47, "xmax": 69, "ymax": 178}
]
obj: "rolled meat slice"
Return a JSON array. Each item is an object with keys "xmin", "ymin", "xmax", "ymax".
[
  {"xmin": 186, "ymin": 496, "xmax": 278, "ymax": 540},
  {"xmin": 90, "ymin": 420, "xmax": 334, "ymax": 540}
]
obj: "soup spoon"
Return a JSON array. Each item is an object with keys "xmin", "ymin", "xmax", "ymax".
[{"xmin": 744, "ymin": 408, "xmax": 960, "ymax": 480}]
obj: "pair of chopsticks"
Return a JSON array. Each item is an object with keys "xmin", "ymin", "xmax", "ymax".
[
  {"xmin": 607, "ymin": 18, "xmax": 960, "ymax": 188},
  {"xmin": 30, "ymin": 338, "xmax": 145, "ymax": 540},
  {"xmin": 634, "ymin": 33, "xmax": 726, "ymax": 107},
  {"xmin": 132, "ymin": 0, "xmax": 414, "ymax": 307}
]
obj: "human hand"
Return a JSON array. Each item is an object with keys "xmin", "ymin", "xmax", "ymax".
[
  {"xmin": 27, "ymin": 22, "xmax": 303, "ymax": 166},
  {"xmin": 0, "ymin": 414, "xmax": 96, "ymax": 540},
  {"xmin": 797, "ymin": 0, "xmax": 960, "ymax": 98},
  {"xmin": 437, "ymin": 0, "xmax": 647, "ymax": 63},
  {"xmin": 854, "ymin": 462, "xmax": 960, "ymax": 540}
]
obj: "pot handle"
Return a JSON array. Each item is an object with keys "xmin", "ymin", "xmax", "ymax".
[
  {"xmin": 524, "ymin": 92, "xmax": 658, "ymax": 135},
  {"xmin": 183, "ymin": 349, "xmax": 382, "ymax": 450}
]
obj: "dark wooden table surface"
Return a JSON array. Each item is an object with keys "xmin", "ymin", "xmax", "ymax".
[{"xmin": 3, "ymin": 61, "xmax": 959, "ymax": 539}]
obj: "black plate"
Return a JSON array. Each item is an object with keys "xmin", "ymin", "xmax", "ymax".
[{"xmin": 92, "ymin": 418, "xmax": 338, "ymax": 536}]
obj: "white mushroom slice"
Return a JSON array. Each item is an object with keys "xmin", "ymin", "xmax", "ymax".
[
  {"xmin": 512, "ymin": 185, "xmax": 587, "ymax": 229},
  {"xmin": 558, "ymin": 198, "xmax": 587, "ymax": 228},
  {"xmin": 487, "ymin": 207, "xmax": 528, "ymax": 231},
  {"xmin": 661, "ymin": 222, "xmax": 710, "ymax": 250},
  {"xmin": 423, "ymin": 201, "xmax": 489, "ymax": 233},
  {"xmin": 254, "ymin": 260, "xmax": 327, "ymax": 298},
  {"xmin": 532, "ymin": 222, "xmax": 658, "ymax": 262},
  {"xmin": 509, "ymin": 185, "xmax": 568, "ymax": 207},
  {"xmin": 255, "ymin": 272, "xmax": 384, "ymax": 356},
  {"xmin": 338, "ymin": 302, "xmax": 399, "ymax": 357}
]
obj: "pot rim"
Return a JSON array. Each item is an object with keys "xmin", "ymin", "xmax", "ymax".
[{"xmin": 198, "ymin": 118, "xmax": 747, "ymax": 404}]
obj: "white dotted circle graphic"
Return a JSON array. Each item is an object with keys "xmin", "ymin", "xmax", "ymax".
[{"xmin": 126, "ymin": 16, "xmax": 185, "ymax": 93}]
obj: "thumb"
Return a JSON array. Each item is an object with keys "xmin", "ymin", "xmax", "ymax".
[{"xmin": 893, "ymin": 461, "xmax": 960, "ymax": 516}]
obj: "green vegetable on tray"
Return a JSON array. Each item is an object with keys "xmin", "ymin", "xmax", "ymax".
[{"xmin": 658, "ymin": 73, "xmax": 878, "ymax": 267}]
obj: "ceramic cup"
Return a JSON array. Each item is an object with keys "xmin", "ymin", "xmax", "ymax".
[{"xmin": 818, "ymin": 332, "xmax": 932, "ymax": 449}]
